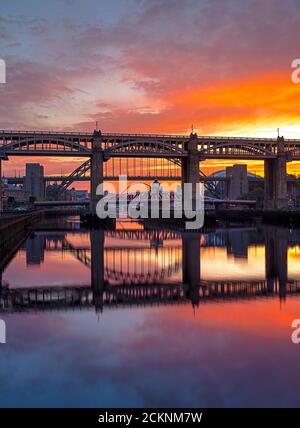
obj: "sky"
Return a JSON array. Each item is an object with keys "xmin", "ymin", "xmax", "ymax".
[{"xmin": 1, "ymin": 0, "xmax": 300, "ymax": 178}]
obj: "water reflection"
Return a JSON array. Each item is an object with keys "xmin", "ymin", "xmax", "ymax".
[
  {"xmin": 1, "ymin": 219, "xmax": 300, "ymax": 407},
  {"xmin": 1, "ymin": 220, "xmax": 300, "ymax": 313}
]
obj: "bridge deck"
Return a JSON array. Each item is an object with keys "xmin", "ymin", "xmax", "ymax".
[
  {"xmin": 1, "ymin": 280, "xmax": 299, "ymax": 312},
  {"xmin": 2, "ymin": 130, "xmax": 300, "ymax": 159}
]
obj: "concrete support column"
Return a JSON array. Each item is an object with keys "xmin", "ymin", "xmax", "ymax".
[
  {"xmin": 264, "ymin": 137, "xmax": 288, "ymax": 210},
  {"xmin": 90, "ymin": 228, "xmax": 105, "ymax": 312},
  {"xmin": 226, "ymin": 164, "xmax": 248, "ymax": 199},
  {"xmin": 265, "ymin": 227, "xmax": 288, "ymax": 299},
  {"xmin": 182, "ymin": 233, "xmax": 201, "ymax": 306},
  {"xmin": 264, "ymin": 157, "xmax": 288, "ymax": 209},
  {"xmin": 182, "ymin": 133, "xmax": 200, "ymax": 209},
  {"xmin": 265, "ymin": 225, "xmax": 276, "ymax": 292},
  {"xmin": 264, "ymin": 158, "xmax": 275, "ymax": 209},
  {"xmin": 275, "ymin": 154, "xmax": 288, "ymax": 209},
  {"xmin": 90, "ymin": 130, "xmax": 104, "ymax": 215}
]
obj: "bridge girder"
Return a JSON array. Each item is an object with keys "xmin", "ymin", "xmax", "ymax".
[
  {"xmin": 64, "ymin": 238, "xmax": 183, "ymax": 285},
  {"xmin": 54, "ymin": 157, "xmax": 220, "ymax": 198},
  {"xmin": 2, "ymin": 280, "xmax": 300, "ymax": 312},
  {"xmin": 2, "ymin": 130, "xmax": 300, "ymax": 159}
]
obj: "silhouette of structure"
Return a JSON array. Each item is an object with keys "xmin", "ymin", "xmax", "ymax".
[
  {"xmin": 0, "ymin": 224, "xmax": 297, "ymax": 313},
  {"xmin": 1, "ymin": 130, "xmax": 298, "ymax": 211}
]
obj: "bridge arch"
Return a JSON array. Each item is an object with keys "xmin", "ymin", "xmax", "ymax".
[
  {"xmin": 107, "ymin": 139, "xmax": 186, "ymax": 156},
  {"xmin": 1, "ymin": 138, "xmax": 91, "ymax": 154},
  {"xmin": 56, "ymin": 157, "xmax": 182, "ymax": 196},
  {"xmin": 200, "ymin": 141, "xmax": 275, "ymax": 158},
  {"xmin": 64, "ymin": 237, "xmax": 182, "ymax": 286},
  {"xmin": 283, "ymin": 147, "xmax": 300, "ymax": 159}
]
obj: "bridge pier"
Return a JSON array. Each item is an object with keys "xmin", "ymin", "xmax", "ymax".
[
  {"xmin": 264, "ymin": 137, "xmax": 289, "ymax": 210},
  {"xmin": 90, "ymin": 228, "xmax": 105, "ymax": 312},
  {"xmin": 90, "ymin": 130, "xmax": 104, "ymax": 216},
  {"xmin": 182, "ymin": 233, "xmax": 201, "ymax": 306},
  {"xmin": 182, "ymin": 133, "xmax": 200, "ymax": 210},
  {"xmin": 265, "ymin": 227, "xmax": 288, "ymax": 299}
]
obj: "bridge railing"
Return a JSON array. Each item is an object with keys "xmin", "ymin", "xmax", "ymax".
[
  {"xmin": 0, "ymin": 130, "xmax": 93, "ymax": 136},
  {"xmin": 2, "ymin": 130, "xmax": 300, "ymax": 142}
]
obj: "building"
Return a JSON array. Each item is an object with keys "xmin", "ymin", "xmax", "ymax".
[
  {"xmin": 208, "ymin": 166, "xmax": 258, "ymax": 199},
  {"xmin": 1, "ymin": 182, "xmax": 30, "ymax": 209},
  {"xmin": 24, "ymin": 163, "xmax": 45, "ymax": 199},
  {"xmin": 25, "ymin": 234, "xmax": 45, "ymax": 265},
  {"xmin": 226, "ymin": 165, "xmax": 249, "ymax": 199},
  {"xmin": 73, "ymin": 189, "xmax": 89, "ymax": 202},
  {"xmin": 66, "ymin": 188, "xmax": 89, "ymax": 202}
]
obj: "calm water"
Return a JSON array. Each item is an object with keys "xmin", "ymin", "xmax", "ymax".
[{"xmin": 1, "ymin": 217, "xmax": 300, "ymax": 407}]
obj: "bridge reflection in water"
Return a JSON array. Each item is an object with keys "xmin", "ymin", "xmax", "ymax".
[{"xmin": 0, "ymin": 223, "xmax": 299, "ymax": 313}]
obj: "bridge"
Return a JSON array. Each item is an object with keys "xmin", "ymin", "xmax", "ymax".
[
  {"xmin": 2, "ymin": 130, "xmax": 300, "ymax": 159},
  {"xmin": 1, "ymin": 224, "xmax": 293, "ymax": 306},
  {"xmin": 0, "ymin": 218, "xmax": 296, "ymax": 312},
  {"xmin": 1, "ymin": 130, "xmax": 299, "ymax": 211},
  {"xmin": 1, "ymin": 279, "xmax": 300, "ymax": 313}
]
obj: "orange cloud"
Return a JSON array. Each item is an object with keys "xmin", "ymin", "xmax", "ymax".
[
  {"xmin": 169, "ymin": 71, "xmax": 300, "ymax": 135},
  {"xmin": 3, "ymin": 71, "xmax": 300, "ymax": 179}
]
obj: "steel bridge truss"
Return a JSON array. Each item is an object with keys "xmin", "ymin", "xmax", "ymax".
[
  {"xmin": 55, "ymin": 157, "xmax": 219, "ymax": 198},
  {"xmin": 2, "ymin": 130, "xmax": 300, "ymax": 159}
]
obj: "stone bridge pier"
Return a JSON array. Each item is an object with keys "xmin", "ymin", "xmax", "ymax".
[
  {"xmin": 182, "ymin": 233, "xmax": 201, "ymax": 306},
  {"xmin": 264, "ymin": 137, "xmax": 290, "ymax": 210},
  {"xmin": 90, "ymin": 228, "xmax": 105, "ymax": 312},
  {"xmin": 265, "ymin": 227, "xmax": 288, "ymax": 299},
  {"xmin": 182, "ymin": 133, "xmax": 201, "ymax": 210},
  {"xmin": 90, "ymin": 130, "xmax": 104, "ymax": 216}
]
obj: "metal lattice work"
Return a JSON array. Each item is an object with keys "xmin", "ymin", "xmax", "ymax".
[
  {"xmin": 104, "ymin": 157, "xmax": 181, "ymax": 178},
  {"xmin": 2, "ymin": 130, "xmax": 300, "ymax": 159},
  {"xmin": 2, "ymin": 280, "xmax": 300, "ymax": 311},
  {"xmin": 56, "ymin": 157, "xmax": 182, "ymax": 197},
  {"xmin": 0, "ymin": 131, "xmax": 92, "ymax": 156},
  {"xmin": 103, "ymin": 137, "xmax": 187, "ymax": 157},
  {"xmin": 166, "ymin": 158, "xmax": 220, "ymax": 198},
  {"xmin": 55, "ymin": 157, "xmax": 220, "ymax": 198},
  {"xmin": 0, "ymin": 131, "xmax": 188, "ymax": 158},
  {"xmin": 63, "ymin": 237, "xmax": 182, "ymax": 285},
  {"xmin": 198, "ymin": 170, "xmax": 220, "ymax": 198},
  {"xmin": 57, "ymin": 159, "xmax": 91, "ymax": 196},
  {"xmin": 197, "ymin": 138, "xmax": 277, "ymax": 159}
]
